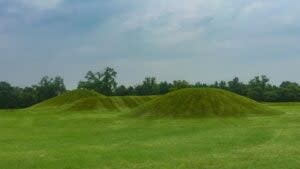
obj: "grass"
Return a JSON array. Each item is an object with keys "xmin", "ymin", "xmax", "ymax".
[
  {"xmin": 0, "ymin": 91, "xmax": 299, "ymax": 169},
  {"xmin": 32, "ymin": 89, "xmax": 156, "ymax": 112},
  {"xmin": 133, "ymin": 88, "xmax": 280, "ymax": 117},
  {"xmin": 32, "ymin": 89, "xmax": 104, "ymax": 108}
]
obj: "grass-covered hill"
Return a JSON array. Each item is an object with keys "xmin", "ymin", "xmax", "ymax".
[
  {"xmin": 67, "ymin": 95, "xmax": 156, "ymax": 111},
  {"xmin": 31, "ymin": 88, "xmax": 281, "ymax": 116},
  {"xmin": 132, "ymin": 88, "xmax": 281, "ymax": 118},
  {"xmin": 32, "ymin": 89, "xmax": 104, "ymax": 108},
  {"xmin": 31, "ymin": 89, "xmax": 156, "ymax": 111}
]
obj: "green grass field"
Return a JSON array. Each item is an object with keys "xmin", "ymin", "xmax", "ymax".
[{"xmin": 0, "ymin": 92, "xmax": 299, "ymax": 169}]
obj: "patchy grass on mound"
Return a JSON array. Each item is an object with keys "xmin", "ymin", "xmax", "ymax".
[
  {"xmin": 132, "ymin": 88, "xmax": 281, "ymax": 118},
  {"xmin": 32, "ymin": 89, "xmax": 103, "ymax": 108},
  {"xmin": 68, "ymin": 96, "xmax": 156, "ymax": 111},
  {"xmin": 32, "ymin": 89, "xmax": 156, "ymax": 111}
]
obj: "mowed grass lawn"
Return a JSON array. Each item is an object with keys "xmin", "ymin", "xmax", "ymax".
[{"xmin": 0, "ymin": 103, "xmax": 299, "ymax": 169}]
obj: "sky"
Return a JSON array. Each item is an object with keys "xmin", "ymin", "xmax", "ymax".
[{"xmin": 0, "ymin": 0, "xmax": 300, "ymax": 89}]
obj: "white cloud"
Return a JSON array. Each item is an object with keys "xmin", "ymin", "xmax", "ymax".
[
  {"xmin": 242, "ymin": 1, "xmax": 266, "ymax": 15},
  {"xmin": 118, "ymin": 0, "xmax": 225, "ymax": 45},
  {"xmin": 122, "ymin": 0, "xmax": 223, "ymax": 29},
  {"xmin": 1, "ymin": 0, "xmax": 300, "ymax": 88},
  {"xmin": 19, "ymin": 0, "xmax": 63, "ymax": 10}
]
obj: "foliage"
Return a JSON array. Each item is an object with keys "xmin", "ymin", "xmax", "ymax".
[
  {"xmin": 78, "ymin": 67, "xmax": 117, "ymax": 96},
  {"xmin": 0, "ymin": 76, "xmax": 66, "ymax": 109},
  {"xmin": 135, "ymin": 77, "xmax": 159, "ymax": 95},
  {"xmin": 0, "ymin": 82, "xmax": 18, "ymax": 108},
  {"xmin": 35, "ymin": 76, "xmax": 66, "ymax": 102},
  {"xmin": 278, "ymin": 81, "xmax": 300, "ymax": 102}
]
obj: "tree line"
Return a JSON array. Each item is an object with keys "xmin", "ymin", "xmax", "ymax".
[
  {"xmin": 1, "ymin": 67, "xmax": 300, "ymax": 109},
  {"xmin": 0, "ymin": 76, "xmax": 66, "ymax": 109}
]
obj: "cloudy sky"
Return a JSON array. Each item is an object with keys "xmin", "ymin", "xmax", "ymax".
[{"xmin": 0, "ymin": 0, "xmax": 300, "ymax": 89}]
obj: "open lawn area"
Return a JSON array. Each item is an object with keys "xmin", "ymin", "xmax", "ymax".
[{"xmin": 0, "ymin": 103, "xmax": 299, "ymax": 169}]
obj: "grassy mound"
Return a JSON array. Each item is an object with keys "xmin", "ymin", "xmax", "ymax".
[
  {"xmin": 67, "ymin": 97, "xmax": 117, "ymax": 111},
  {"xmin": 111, "ymin": 96, "xmax": 156, "ymax": 109},
  {"xmin": 32, "ymin": 89, "xmax": 156, "ymax": 111},
  {"xmin": 32, "ymin": 89, "xmax": 104, "ymax": 108},
  {"xmin": 132, "ymin": 88, "xmax": 281, "ymax": 117},
  {"xmin": 68, "ymin": 96, "xmax": 155, "ymax": 111}
]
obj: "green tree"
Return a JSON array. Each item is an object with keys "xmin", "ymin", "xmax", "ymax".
[
  {"xmin": 228, "ymin": 77, "xmax": 246, "ymax": 95},
  {"xmin": 101, "ymin": 67, "xmax": 118, "ymax": 95},
  {"xmin": 127, "ymin": 86, "xmax": 135, "ymax": 95},
  {"xmin": 18, "ymin": 87, "xmax": 38, "ymax": 107},
  {"xmin": 278, "ymin": 81, "xmax": 300, "ymax": 102},
  {"xmin": 0, "ymin": 82, "xmax": 18, "ymax": 108},
  {"xmin": 78, "ymin": 67, "xmax": 117, "ymax": 96},
  {"xmin": 219, "ymin": 81, "xmax": 227, "ymax": 89},
  {"xmin": 135, "ymin": 77, "xmax": 159, "ymax": 95},
  {"xmin": 246, "ymin": 75, "xmax": 270, "ymax": 101},
  {"xmin": 212, "ymin": 81, "xmax": 219, "ymax": 88},
  {"xmin": 172, "ymin": 80, "xmax": 190, "ymax": 90},
  {"xmin": 158, "ymin": 81, "xmax": 172, "ymax": 94},
  {"xmin": 115, "ymin": 85, "xmax": 128, "ymax": 96},
  {"xmin": 35, "ymin": 76, "xmax": 66, "ymax": 102},
  {"xmin": 195, "ymin": 82, "xmax": 208, "ymax": 88},
  {"xmin": 263, "ymin": 86, "xmax": 279, "ymax": 102},
  {"xmin": 78, "ymin": 71, "xmax": 102, "ymax": 92}
]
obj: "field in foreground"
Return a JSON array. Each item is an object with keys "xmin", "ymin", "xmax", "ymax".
[{"xmin": 0, "ymin": 103, "xmax": 299, "ymax": 169}]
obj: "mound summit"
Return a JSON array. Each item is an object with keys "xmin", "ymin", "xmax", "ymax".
[
  {"xmin": 32, "ymin": 89, "xmax": 155, "ymax": 111},
  {"xmin": 133, "ymin": 88, "xmax": 280, "ymax": 117}
]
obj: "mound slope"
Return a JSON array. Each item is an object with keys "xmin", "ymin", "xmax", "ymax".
[
  {"xmin": 132, "ymin": 88, "xmax": 281, "ymax": 117},
  {"xmin": 32, "ymin": 89, "xmax": 156, "ymax": 111},
  {"xmin": 32, "ymin": 89, "xmax": 104, "ymax": 108},
  {"xmin": 67, "ymin": 96, "xmax": 155, "ymax": 111}
]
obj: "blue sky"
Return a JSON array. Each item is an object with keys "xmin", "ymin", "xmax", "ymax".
[{"xmin": 0, "ymin": 0, "xmax": 300, "ymax": 89}]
